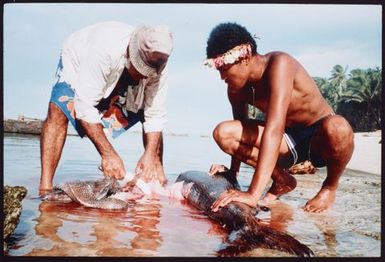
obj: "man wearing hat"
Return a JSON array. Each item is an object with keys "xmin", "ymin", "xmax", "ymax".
[{"xmin": 39, "ymin": 21, "xmax": 173, "ymax": 194}]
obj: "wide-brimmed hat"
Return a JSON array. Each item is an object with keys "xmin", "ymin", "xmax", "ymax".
[{"xmin": 129, "ymin": 25, "xmax": 173, "ymax": 77}]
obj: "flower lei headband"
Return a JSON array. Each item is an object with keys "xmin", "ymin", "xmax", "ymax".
[{"xmin": 203, "ymin": 43, "xmax": 253, "ymax": 69}]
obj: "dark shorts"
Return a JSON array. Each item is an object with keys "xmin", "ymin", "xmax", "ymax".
[
  {"xmin": 49, "ymin": 81, "xmax": 143, "ymax": 139},
  {"xmin": 284, "ymin": 118, "xmax": 328, "ymax": 168}
]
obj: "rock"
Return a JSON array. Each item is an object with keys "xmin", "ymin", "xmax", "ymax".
[
  {"xmin": 287, "ymin": 160, "xmax": 317, "ymax": 175},
  {"xmin": 3, "ymin": 185, "xmax": 28, "ymax": 253},
  {"xmin": 3, "ymin": 119, "xmax": 43, "ymax": 135}
]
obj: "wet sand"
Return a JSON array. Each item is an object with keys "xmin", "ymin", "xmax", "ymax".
[{"xmin": 242, "ymin": 130, "xmax": 382, "ymax": 257}]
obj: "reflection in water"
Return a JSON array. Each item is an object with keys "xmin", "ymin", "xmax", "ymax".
[
  {"xmin": 185, "ymin": 207, "xmax": 228, "ymax": 243},
  {"xmin": 258, "ymin": 201, "xmax": 295, "ymax": 233},
  {"xmin": 306, "ymin": 212, "xmax": 338, "ymax": 257},
  {"xmin": 30, "ymin": 199, "xmax": 163, "ymax": 256},
  {"xmin": 129, "ymin": 200, "xmax": 163, "ymax": 255}
]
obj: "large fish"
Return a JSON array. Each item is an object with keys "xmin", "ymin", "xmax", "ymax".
[{"xmin": 176, "ymin": 170, "xmax": 314, "ymax": 257}]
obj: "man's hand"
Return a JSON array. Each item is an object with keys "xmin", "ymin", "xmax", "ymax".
[
  {"xmin": 100, "ymin": 152, "xmax": 126, "ymax": 180},
  {"xmin": 79, "ymin": 119, "xmax": 126, "ymax": 180},
  {"xmin": 211, "ymin": 189, "xmax": 258, "ymax": 212},
  {"xmin": 209, "ymin": 164, "xmax": 229, "ymax": 176},
  {"xmin": 135, "ymin": 152, "xmax": 166, "ymax": 184}
]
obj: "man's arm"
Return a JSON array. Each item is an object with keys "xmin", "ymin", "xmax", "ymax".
[
  {"xmin": 247, "ymin": 54, "xmax": 295, "ymax": 200},
  {"xmin": 79, "ymin": 120, "xmax": 126, "ymax": 180},
  {"xmin": 229, "ymin": 89, "xmax": 247, "ymax": 175},
  {"xmin": 135, "ymin": 68, "xmax": 168, "ymax": 183},
  {"xmin": 143, "ymin": 131, "xmax": 163, "ymax": 158},
  {"xmin": 69, "ymin": 40, "xmax": 125, "ymax": 179}
]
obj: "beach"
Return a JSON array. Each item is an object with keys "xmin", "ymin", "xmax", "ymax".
[{"xmin": 347, "ymin": 131, "xmax": 381, "ymax": 175}]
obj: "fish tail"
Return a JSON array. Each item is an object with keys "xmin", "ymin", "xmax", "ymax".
[
  {"xmin": 218, "ymin": 219, "xmax": 314, "ymax": 257},
  {"xmin": 247, "ymin": 224, "xmax": 314, "ymax": 257}
]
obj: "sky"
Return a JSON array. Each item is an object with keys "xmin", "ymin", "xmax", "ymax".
[{"xmin": 3, "ymin": 3, "xmax": 382, "ymax": 136}]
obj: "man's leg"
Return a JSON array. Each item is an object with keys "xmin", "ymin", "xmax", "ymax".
[
  {"xmin": 260, "ymin": 167, "xmax": 297, "ymax": 205},
  {"xmin": 304, "ymin": 115, "xmax": 354, "ymax": 212},
  {"xmin": 39, "ymin": 102, "xmax": 69, "ymax": 194},
  {"xmin": 212, "ymin": 119, "xmax": 296, "ymax": 202}
]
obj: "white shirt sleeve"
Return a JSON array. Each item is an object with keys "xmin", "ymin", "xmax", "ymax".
[
  {"xmin": 142, "ymin": 67, "xmax": 169, "ymax": 133},
  {"xmin": 73, "ymin": 49, "xmax": 112, "ymax": 123}
]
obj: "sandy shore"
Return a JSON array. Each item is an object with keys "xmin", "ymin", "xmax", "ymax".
[{"xmin": 346, "ymin": 130, "xmax": 381, "ymax": 175}]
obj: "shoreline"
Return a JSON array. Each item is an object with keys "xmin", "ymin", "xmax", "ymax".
[
  {"xmin": 4, "ymin": 118, "xmax": 381, "ymax": 175},
  {"xmin": 3, "ymin": 118, "xmax": 193, "ymax": 138}
]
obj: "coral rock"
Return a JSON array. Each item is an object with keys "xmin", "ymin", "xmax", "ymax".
[{"xmin": 3, "ymin": 185, "xmax": 28, "ymax": 253}]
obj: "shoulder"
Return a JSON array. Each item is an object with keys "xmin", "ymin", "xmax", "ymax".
[
  {"xmin": 264, "ymin": 52, "xmax": 298, "ymax": 78},
  {"xmin": 267, "ymin": 52, "xmax": 296, "ymax": 67}
]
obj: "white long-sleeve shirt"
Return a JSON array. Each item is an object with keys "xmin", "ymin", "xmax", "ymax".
[{"xmin": 57, "ymin": 21, "xmax": 168, "ymax": 133}]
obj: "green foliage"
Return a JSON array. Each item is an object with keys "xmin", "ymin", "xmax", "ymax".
[
  {"xmin": 314, "ymin": 76, "xmax": 339, "ymax": 111},
  {"xmin": 313, "ymin": 66, "xmax": 382, "ymax": 132},
  {"xmin": 329, "ymin": 64, "xmax": 348, "ymax": 97}
]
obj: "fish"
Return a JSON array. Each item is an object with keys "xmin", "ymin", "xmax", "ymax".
[
  {"xmin": 42, "ymin": 177, "xmax": 142, "ymax": 210},
  {"xmin": 42, "ymin": 174, "xmax": 184, "ymax": 210},
  {"xmin": 176, "ymin": 170, "xmax": 314, "ymax": 257}
]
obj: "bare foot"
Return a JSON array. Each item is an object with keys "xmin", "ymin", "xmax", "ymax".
[
  {"xmin": 260, "ymin": 169, "xmax": 297, "ymax": 205},
  {"xmin": 303, "ymin": 187, "xmax": 336, "ymax": 213},
  {"xmin": 39, "ymin": 188, "xmax": 53, "ymax": 197},
  {"xmin": 39, "ymin": 181, "xmax": 53, "ymax": 196}
]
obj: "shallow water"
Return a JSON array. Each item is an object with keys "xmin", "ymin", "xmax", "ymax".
[{"xmin": 4, "ymin": 133, "xmax": 381, "ymax": 257}]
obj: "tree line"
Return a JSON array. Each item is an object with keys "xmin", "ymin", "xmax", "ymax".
[
  {"xmin": 248, "ymin": 65, "xmax": 382, "ymax": 132},
  {"xmin": 314, "ymin": 65, "xmax": 382, "ymax": 132}
]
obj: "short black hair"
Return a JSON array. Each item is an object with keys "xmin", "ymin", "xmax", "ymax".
[{"xmin": 206, "ymin": 22, "xmax": 257, "ymax": 58}]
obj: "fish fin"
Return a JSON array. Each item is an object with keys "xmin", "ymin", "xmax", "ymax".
[
  {"xmin": 218, "ymin": 224, "xmax": 314, "ymax": 257},
  {"xmin": 217, "ymin": 229, "xmax": 252, "ymax": 256},
  {"xmin": 88, "ymin": 198, "xmax": 128, "ymax": 210}
]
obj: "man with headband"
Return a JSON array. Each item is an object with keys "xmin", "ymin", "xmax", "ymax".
[
  {"xmin": 205, "ymin": 22, "xmax": 354, "ymax": 213},
  {"xmin": 39, "ymin": 21, "xmax": 173, "ymax": 194}
]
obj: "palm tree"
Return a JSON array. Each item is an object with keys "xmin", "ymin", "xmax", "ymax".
[
  {"xmin": 340, "ymin": 67, "xmax": 382, "ymax": 129},
  {"xmin": 329, "ymin": 64, "xmax": 348, "ymax": 98},
  {"xmin": 314, "ymin": 76, "xmax": 338, "ymax": 110}
]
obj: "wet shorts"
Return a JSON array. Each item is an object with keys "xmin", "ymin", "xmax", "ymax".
[
  {"xmin": 49, "ymin": 82, "xmax": 144, "ymax": 139},
  {"xmin": 283, "ymin": 118, "xmax": 328, "ymax": 168}
]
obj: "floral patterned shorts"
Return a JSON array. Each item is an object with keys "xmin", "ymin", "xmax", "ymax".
[{"xmin": 49, "ymin": 81, "xmax": 143, "ymax": 139}]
